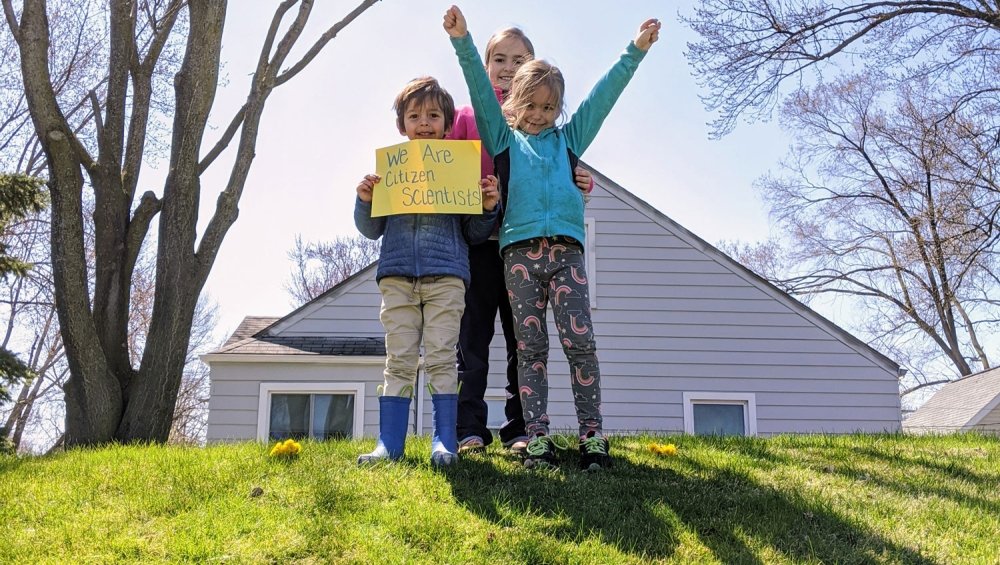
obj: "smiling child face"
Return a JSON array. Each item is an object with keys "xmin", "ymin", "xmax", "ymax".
[
  {"xmin": 486, "ymin": 36, "xmax": 532, "ymax": 94},
  {"xmin": 398, "ymin": 99, "xmax": 450, "ymax": 140},
  {"xmin": 517, "ymin": 85, "xmax": 559, "ymax": 135}
]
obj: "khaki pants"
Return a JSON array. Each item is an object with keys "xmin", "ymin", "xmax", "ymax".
[{"xmin": 378, "ymin": 276, "xmax": 466, "ymax": 397}]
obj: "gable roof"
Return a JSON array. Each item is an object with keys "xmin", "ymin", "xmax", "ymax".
[
  {"xmin": 903, "ymin": 367, "xmax": 1000, "ymax": 433},
  {"xmin": 583, "ymin": 163, "xmax": 900, "ymax": 375},
  {"xmin": 213, "ymin": 162, "xmax": 899, "ymax": 373},
  {"xmin": 259, "ymin": 261, "xmax": 380, "ymax": 337}
]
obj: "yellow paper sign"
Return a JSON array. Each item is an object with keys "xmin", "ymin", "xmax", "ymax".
[{"xmin": 372, "ymin": 139, "xmax": 482, "ymax": 217}]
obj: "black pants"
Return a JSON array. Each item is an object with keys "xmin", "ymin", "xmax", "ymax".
[{"xmin": 456, "ymin": 240, "xmax": 526, "ymax": 446}]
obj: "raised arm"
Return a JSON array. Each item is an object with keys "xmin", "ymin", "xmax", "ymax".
[
  {"xmin": 443, "ymin": 6, "xmax": 510, "ymax": 158},
  {"xmin": 562, "ymin": 18, "xmax": 660, "ymax": 156},
  {"xmin": 634, "ymin": 18, "xmax": 661, "ymax": 52},
  {"xmin": 442, "ymin": 5, "xmax": 468, "ymax": 37}
]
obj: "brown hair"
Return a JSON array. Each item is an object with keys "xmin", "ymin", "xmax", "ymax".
[
  {"xmin": 501, "ymin": 60, "xmax": 565, "ymax": 130},
  {"xmin": 484, "ymin": 27, "xmax": 535, "ymax": 62},
  {"xmin": 393, "ymin": 76, "xmax": 456, "ymax": 132}
]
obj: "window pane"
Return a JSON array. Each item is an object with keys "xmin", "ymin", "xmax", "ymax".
[
  {"xmin": 693, "ymin": 403, "xmax": 746, "ymax": 436},
  {"xmin": 313, "ymin": 394, "xmax": 354, "ymax": 440},
  {"xmin": 270, "ymin": 394, "xmax": 309, "ymax": 440}
]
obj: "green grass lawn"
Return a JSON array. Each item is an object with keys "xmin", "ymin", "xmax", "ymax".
[{"xmin": 1, "ymin": 433, "xmax": 998, "ymax": 564}]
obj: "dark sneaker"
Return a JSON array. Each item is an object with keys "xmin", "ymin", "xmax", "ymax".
[
  {"xmin": 579, "ymin": 432, "xmax": 612, "ymax": 471},
  {"xmin": 523, "ymin": 435, "xmax": 559, "ymax": 469},
  {"xmin": 458, "ymin": 435, "xmax": 486, "ymax": 455}
]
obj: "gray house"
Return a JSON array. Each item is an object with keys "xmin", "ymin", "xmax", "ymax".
[
  {"xmin": 903, "ymin": 367, "xmax": 1000, "ymax": 435},
  {"xmin": 203, "ymin": 164, "xmax": 903, "ymax": 443}
]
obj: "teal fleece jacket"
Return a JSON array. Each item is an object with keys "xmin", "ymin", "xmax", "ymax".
[{"xmin": 451, "ymin": 33, "xmax": 645, "ymax": 248}]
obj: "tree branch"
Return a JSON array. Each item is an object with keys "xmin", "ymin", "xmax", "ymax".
[
  {"xmin": 684, "ymin": 1, "xmax": 1000, "ymax": 135},
  {"xmin": 195, "ymin": 0, "xmax": 379, "ymax": 280},
  {"xmin": 2, "ymin": 0, "xmax": 19, "ymax": 41},
  {"xmin": 198, "ymin": 0, "xmax": 381, "ymax": 173},
  {"xmin": 275, "ymin": 0, "xmax": 381, "ymax": 86}
]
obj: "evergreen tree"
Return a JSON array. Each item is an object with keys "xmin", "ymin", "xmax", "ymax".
[{"xmin": 0, "ymin": 173, "xmax": 47, "ymax": 402}]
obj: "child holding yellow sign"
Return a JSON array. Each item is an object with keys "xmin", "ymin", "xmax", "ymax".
[
  {"xmin": 445, "ymin": 5, "xmax": 660, "ymax": 471},
  {"xmin": 354, "ymin": 76, "xmax": 500, "ymax": 467}
]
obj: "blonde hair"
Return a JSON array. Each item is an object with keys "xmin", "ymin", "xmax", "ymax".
[
  {"xmin": 392, "ymin": 76, "xmax": 456, "ymax": 132},
  {"xmin": 484, "ymin": 27, "xmax": 535, "ymax": 62},
  {"xmin": 502, "ymin": 60, "xmax": 565, "ymax": 130}
]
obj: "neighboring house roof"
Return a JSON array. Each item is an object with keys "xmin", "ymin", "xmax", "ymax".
[
  {"xmin": 222, "ymin": 316, "xmax": 279, "ymax": 346},
  {"xmin": 211, "ymin": 315, "xmax": 385, "ymax": 357},
  {"xmin": 903, "ymin": 367, "xmax": 1000, "ymax": 433}
]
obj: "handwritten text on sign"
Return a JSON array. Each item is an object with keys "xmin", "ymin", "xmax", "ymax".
[{"xmin": 372, "ymin": 139, "xmax": 482, "ymax": 217}]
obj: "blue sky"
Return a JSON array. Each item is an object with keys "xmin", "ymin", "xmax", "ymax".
[{"xmin": 191, "ymin": 1, "xmax": 789, "ymax": 337}]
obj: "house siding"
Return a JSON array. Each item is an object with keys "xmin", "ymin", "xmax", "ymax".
[
  {"xmin": 275, "ymin": 274, "xmax": 384, "ymax": 338},
  {"xmin": 474, "ymin": 180, "xmax": 900, "ymax": 436},
  {"xmin": 205, "ymin": 169, "xmax": 901, "ymax": 442},
  {"xmin": 206, "ymin": 359, "xmax": 384, "ymax": 442}
]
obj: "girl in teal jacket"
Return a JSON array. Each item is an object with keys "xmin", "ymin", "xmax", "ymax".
[{"xmin": 444, "ymin": 5, "xmax": 660, "ymax": 471}]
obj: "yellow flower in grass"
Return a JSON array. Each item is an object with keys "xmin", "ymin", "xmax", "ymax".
[
  {"xmin": 648, "ymin": 442, "xmax": 678, "ymax": 457},
  {"xmin": 269, "ymin": 438, "xmax": 302, "ymax": 458}
]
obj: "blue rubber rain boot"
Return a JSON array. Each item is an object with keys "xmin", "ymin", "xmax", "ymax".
[
  {"xmin": 358, "ymin": 395, "xmax": 411, "ymax": 465},
  {"xmin": 430, "ymin": 393, "xmax": 459, "ymax": 467}
]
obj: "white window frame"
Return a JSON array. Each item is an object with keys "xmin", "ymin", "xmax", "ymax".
[
  {"xmin": 257, "ymin": 382, "xmax": 366, "ymax": 441},
  {"xmin": 682, "ymin": 392, "xmax": 758, "ymax": 436},
  {"xmin": 584, "ymin": 216, "xmax": 597, "ymax": 309}
]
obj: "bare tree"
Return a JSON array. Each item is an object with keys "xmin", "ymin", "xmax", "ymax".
[
  {"xmin": 168, "ymin": 292, "xmax": 217, "ymax": 446},
  {"xmin": 716, "ymin": 238, "xmax": 788, "ymax": 289},
  {"xmin": 683, "ymin": 1, "xmax": 1000, "ymax": 137},
  {"xmin": 756, "ymin": 74, "xmax": 999, "ymax": 395},
  {"xmin": 0, "ymin": 1, "xmax": 108, "ymax": 175},
  {"xmin": 286, "ymin": 234, "xmax": 380, "ymax": 305},
  {"xmin": 0, "ymin": 174, "xmax": 47, "ymax": 408},
  {"xmin": 4, "ymin": 0, "xmax": 380, "ymax": 446},
  {"xmin": 0, "ymin": 218, "xmax": 62, "ymax": 449},
  {"xmin": 1, "ymin": 2, "xmax": 219, "ymax": 452},
  {"xmin": 1, "ymin": 190, "xmax": 221, "ymax": 452}
]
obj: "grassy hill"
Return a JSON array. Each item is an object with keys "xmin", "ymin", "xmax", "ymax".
[{"xmin": 1, "ymin": 433, "xmax": 998, "ymax": 564}]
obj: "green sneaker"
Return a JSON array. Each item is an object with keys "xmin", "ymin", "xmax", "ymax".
[
  {"xmin": 523, "ymin": 435, "xmax": 559, "ymax": 469},
  {"xmin": 579, "ymin": 431, "xmax": 612, "ymax": 471}
]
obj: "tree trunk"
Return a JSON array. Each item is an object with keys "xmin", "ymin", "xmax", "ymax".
[
  {"xmin": 117, "ymin": 0, "xmax": 227, "ymax": 442},
  {"xmin": 15, "ymin": 1, "xmax": 122, "ymax": 446},
  {"xmin": 8, "ymin": 0, "xmax": 379, "ymax": 446}
]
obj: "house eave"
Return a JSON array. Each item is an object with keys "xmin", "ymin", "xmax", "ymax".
[{"xmin": 200, "ymin": 353, "xmax": 385, "ymax": 365}]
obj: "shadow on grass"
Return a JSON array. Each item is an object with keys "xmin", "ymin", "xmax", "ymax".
[
  {"xmin": 446, "ymin": 443, "xmax": 937, "ymax": 563},
  {"xmin": 840, "ymin": 444, "xmax": 1000, "ymax": 516}
]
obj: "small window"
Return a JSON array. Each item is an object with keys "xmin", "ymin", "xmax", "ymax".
[
  {"xmin": 258, "ymin": 382, "xmax": 365, "ymax": 441},
  {"xmin": 692, "ymin": 403, "xmax": 745, "ymax": 436},
  {"xmin": 269, "ymin": 393, "xmax": 354, "ymax": 440},
  {"xmin": 683, "ymin": 392, "xmax": 757, "ymax": 436}
]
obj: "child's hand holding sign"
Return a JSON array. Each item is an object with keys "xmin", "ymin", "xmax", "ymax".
[
  {"xmin": 356, "ymin": 174, "xmax": 380, "ymax": 203},
  {"xmin": 480, "ymin": 174, "xmax": 498, "ymax": 211}
]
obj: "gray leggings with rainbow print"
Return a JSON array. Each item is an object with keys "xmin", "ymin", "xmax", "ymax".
[{"xmin": 502, "ymin": 236, "xmax": 602, "ymax": 439}]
